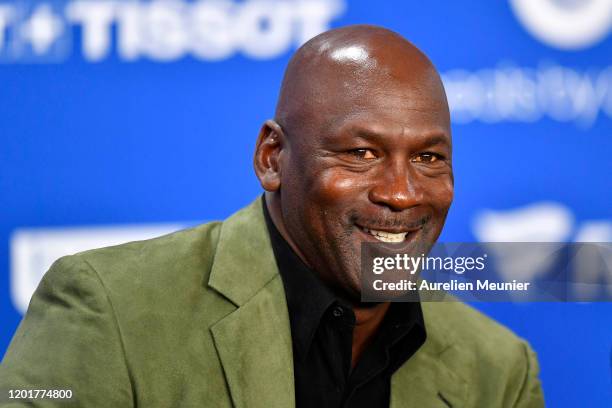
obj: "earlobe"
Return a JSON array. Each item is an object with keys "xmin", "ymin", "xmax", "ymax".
[{"xmin": 253, "ymin": 119, "xmax": 284, "ymax": 192}]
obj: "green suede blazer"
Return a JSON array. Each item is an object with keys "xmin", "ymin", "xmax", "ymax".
[{"xmin": 1, "ymin": 198, "xmax": 544, "ymax": 407}]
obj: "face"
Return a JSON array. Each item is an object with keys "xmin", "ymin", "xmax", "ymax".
[{"xmin": 258, "ymin": 52, "xmax": 454, "ymax": 302}]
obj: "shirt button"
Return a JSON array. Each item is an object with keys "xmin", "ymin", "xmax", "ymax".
[{"xmin": 332, "ymin": 306, "xmax": 344, "ymax": 317}]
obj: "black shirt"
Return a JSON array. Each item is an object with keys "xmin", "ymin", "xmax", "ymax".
[{"xmin": 262, "ymin": 198, "xmax": 427, "ymax": 408}]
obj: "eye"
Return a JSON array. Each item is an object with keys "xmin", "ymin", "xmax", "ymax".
[
  {"xmin": 412, "ymin": 152, "xmax": 443, "ymax": 163},
  {"xmin": 349, "ymin": 149, "xmax": 377, "ymax": 160}
]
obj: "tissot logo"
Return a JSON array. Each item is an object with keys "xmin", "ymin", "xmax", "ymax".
[
  {"xmin": 0, "ymin": 0, "xmax": 345, "ymax": 62},
  {"xmin": 509, "ymin": 0, "xmax": 612, "ymax": 50}
]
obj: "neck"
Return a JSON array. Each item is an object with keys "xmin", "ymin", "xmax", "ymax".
[
  {"xmin": 351, "ymin": 302, "xmax": 390, "ymax": 368},
  {"xmin": 265, "ymin": 192, "xmax": 313, "ymax": 268}
]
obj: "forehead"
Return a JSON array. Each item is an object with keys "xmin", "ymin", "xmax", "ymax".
[
  {"xmin": 313, "ymin": 77, "xmax": 451, "ymax": 146},
  {"xmin": 279, "ymin": 38, "xmax": 451, "ymax": 146}
]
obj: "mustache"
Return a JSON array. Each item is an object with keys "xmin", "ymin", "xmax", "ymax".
[{"xmin": 352, "ymin": 213, "xmax": 431, "ymax": 230}]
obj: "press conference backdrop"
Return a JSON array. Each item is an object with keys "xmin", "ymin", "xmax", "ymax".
[{"xmin": 1, "ymin": 0, "xmax": 611, "ymax": 405}]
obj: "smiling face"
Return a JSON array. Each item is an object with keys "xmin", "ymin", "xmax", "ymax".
[{"xmin": 255, "ymin": 26, "xmax": 453, "ymax": 302}]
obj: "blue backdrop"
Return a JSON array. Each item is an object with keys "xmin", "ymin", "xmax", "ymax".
[{"xmin": 1, "ymin": 1, "xmax": 611, "ymax": 406}]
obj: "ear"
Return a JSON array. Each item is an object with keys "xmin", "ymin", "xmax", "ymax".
[{"xmin": 253, "ymin": 119, "xmax": 285, "ymax": 192}]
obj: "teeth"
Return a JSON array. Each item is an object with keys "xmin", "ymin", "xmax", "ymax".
[{"xmin": 363, "ymin": 228, "xmax": 408, "ymax": 243}]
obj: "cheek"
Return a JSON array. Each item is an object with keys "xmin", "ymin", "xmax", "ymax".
[
  {"xmin": 307, "ymin": 169, "xmax": 369, "ymax": 208},
  {"xmin": 426, "ymin": 177, "xmax": 454, "ymax": 212}
]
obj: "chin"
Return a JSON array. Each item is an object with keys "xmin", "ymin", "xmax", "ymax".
[
  {"xmin": 333, "ymin": 271, "xmax": 364, "ymax": 303},
  {"xmin": 340, "ymin": 284, "xmax": 383, "ymax": 309}
]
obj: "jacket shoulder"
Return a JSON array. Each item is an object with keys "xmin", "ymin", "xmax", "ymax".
[
  {"xmin": 424, "ymin": 300, "xmax": 522, "ymax": 351},
  {"xmin": 1, "ymin": 221, "xmax": 233, "ymax": 406},
  {"xmin": 61, "ymin": 221, "xmax": 231, "ymax": 331},
  {"xmin": 422, "ymin": 301, "xmax": 544, "ymax": 407},
  {"xmin": 76, "ymin": 221, "xmax": 222, "ymax": 288}
]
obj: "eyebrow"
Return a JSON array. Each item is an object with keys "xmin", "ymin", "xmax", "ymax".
[{"xmin": 347, "ymin": 127, "xmax": 450, "ymax": 147}]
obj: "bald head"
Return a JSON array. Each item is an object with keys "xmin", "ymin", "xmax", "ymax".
[
  {"xmin": 275, "ymin": 25, "xmax": 449, "ymax": 136},
  {"xmin": 254, "ymin": 25, "xmax": 453, "ymax": 302}
]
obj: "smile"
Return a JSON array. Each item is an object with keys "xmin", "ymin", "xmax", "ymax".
[{"xmin": 359, "ymin": 226, "xmax": 418, "ymax": 243}]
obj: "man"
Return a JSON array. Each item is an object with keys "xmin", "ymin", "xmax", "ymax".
[{"xmin": 1, "ymin": 25, "xmax": 544, "ymax": 407}]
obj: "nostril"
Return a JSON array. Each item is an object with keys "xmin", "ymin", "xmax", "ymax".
[{"xmin": 368, "ymin": 187, "xmax": 423, "ymax": 212}]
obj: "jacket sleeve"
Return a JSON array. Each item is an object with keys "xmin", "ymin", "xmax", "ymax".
[
  {"xmin": 0, "ymin": 255, "xmax": 133, "ymax": 407},
  {"xmin": 512, "ymin": 341, "xmax": 545, "ymax": 408}
]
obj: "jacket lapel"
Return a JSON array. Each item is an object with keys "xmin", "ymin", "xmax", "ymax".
[{"xmin": 208, "ymin": 198, "xmax": 295, "ymax": 408}]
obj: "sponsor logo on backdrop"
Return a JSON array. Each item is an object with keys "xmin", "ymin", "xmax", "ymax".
[
  {"xmin": 509, "ymin": 0, "xmax": 612, "ymax": 50},
  {"xmin": 1, "ymin": 1, "xmax": 610, "ymax": 127},
  {"xmin": 473, "ymin": 202, "xmax": 612, "ymax": 291},
  {"xmin": 0, "ymin": 0, "xmax": 345, "ymax": 62},
  {"xmin": 442, "ymin": 63, "xmax": 612, "ymax": 128}
]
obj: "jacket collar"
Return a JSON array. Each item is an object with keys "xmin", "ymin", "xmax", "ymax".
[
  {"xmin": 207, "ymin": 197, "xmax": 467, "ymax": 408},
  {"xmin": 208, "ymin": 197, "xmax": 279, "ymax": 306},
  {"xmin": 208, "ymin": 197, "xmax": 295, "ymax": 408}
]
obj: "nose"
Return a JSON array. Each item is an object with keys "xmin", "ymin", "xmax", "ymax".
[{"xmin": 368, "ymin": 162, "xmax": 424, "ymax": 211}]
